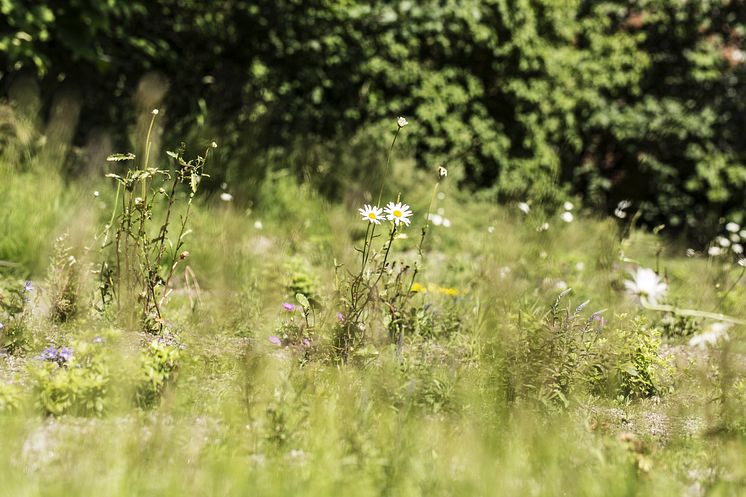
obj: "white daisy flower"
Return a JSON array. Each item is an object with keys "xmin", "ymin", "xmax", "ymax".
[
  {"xmin": 732, "ymin": 243, "xmax": 744, "ymax": 254},
  {"xmin": 614, "ymin": 200, "xmax": 632, "ymax": 219},
  {"xmin": 624, "ymin": 267, "xmax": 668, "ymax": 305},
  {"xmin": 689, "ymin": 322, "xmax": 731, "ymax": 349},
  {"xmin": 220, "ymin": 192, "xmax": 234, "ymax": 202},
  {"xmin": 358, "ymin": 204, "xmax": 384, "ymax": 225},
  {"xmin": 397, "ymin": 116, "xmax": 408, "ymax": 128},
  {"xmin": 518, "ymin": 202, "xmax": 530, "ymax": 214},
  {"xmin": 384, "ymin": 201, "xmax": 413, "ymax": 226},
  {"xmin": 442, "ymin": 218, "xmax": 452, "ymax": 228},
  {"xmin": 560, "ymin": 211, "xmax": 574, "ymax": 223},
  {"xmin": 717, "ymin": 236, "xmax": 731, "ymax": 248},
  {"xmin": 725, "ymin": 222, "xmax": 740, "ymax": 233},
  {"xmin": 563, "ymin": 201, "xmax": 574, "ymax": 211},
  {"xmin": 254, "ymin": 220, "xmax": 263, "ymax": 230}
]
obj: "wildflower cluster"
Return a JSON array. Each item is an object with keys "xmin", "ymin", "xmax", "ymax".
[
  {"xmin": 707, "ymin": 221, "xmax": 745, "ymax": 260},
  {"xmin": 37, "ymin": 346, "xmax": 74, "ymax": 367}
]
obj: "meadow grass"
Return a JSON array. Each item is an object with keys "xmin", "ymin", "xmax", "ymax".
[{"xmin": 1, "ymin": 122, "xmax": 746, "ymax": 497}]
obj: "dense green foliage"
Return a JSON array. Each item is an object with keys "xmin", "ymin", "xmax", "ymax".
[{"xmin": 2, "ymin": 1, "xmax": 745, "ymax": 234}]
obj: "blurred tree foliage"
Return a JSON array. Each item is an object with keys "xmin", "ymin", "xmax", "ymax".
[{"xmin": 1, "ymin": 0, "xmax": 744, "ymax": 239}]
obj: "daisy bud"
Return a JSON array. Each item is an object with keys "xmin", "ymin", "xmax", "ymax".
[
  {"xmin": 151, "ymin": 109, "xmax": 159, "ymax": 115},
  {"xmin": 438, "ymin": 166, "xmax": 448, "ymax": 179},
  {"xmin": 397, "ymin": 116, "xmax": 408, "ymax": 128},
  {"xmin": 211, "ymin": 141, "xmax": 218, "ymax": 149}
]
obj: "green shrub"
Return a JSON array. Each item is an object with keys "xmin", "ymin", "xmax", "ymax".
[
  {"xmin": 614, "ymin": 315, "xmax": 671, "ymax": 399},
  {"xmin": 29, "ymin": 341, "xmax": 110, "ymax": 416},
  {"xmin": 135, "ymin": 337, "xmax": 181, "ymax": 408},
  {"xmin": 0, "ymin": 382, "xmax": 21, "ymax": 413},
  {"xmin": 0, "ymin": 279, "xmax": 33, "ymax": 354}
]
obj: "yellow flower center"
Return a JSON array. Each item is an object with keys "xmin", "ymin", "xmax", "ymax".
[
  {"xmin": 393, "ymin": 210, "xmax": 402, "ymax": 217},
  {"xmin": 368, "ymin": 212, "xmax": 377, "ymax": 219}
]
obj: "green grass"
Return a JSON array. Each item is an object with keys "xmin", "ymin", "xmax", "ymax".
[{"xmin": 1, "ymin": 137, "xmax": 746, "ymax": 497}]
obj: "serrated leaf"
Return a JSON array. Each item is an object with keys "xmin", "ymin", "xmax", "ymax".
[{"xmin": 106, "ymin": 153, "xmax": 136, "ymax": 162}]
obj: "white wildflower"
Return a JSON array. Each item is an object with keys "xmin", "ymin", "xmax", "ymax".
[
  {"xmin": 358, "ymin": 204, "xmax": 384, "ymax": 225},
  {"xmin": 615, "ymin": 200, "xmax": 632, "ymax": 219},
  {"xmin": 717, "ymin": 236, "xmax": 731, "ymax": 248},
  {"xmin": 708, "ymin": 246, "xmax": 723, "ymax": 257},
  {"xmin": 733, "ymin": 244, "xmax": 744, "ymax": 254},
  {"xmin": 488, "ymin": 226, "xmax": 495, "ymax": 233},
  {"xmin": 560, "ymin": 211, "xmax": 574, "ymax": 223},
  {"xmin": 624, "ymin": 267, "xmax": 667, "ymax": 306},
  {"xmin": 725, "ymin": 222, "xmax": 740, "ymax": 233},
  {"xmin": 254, "ymin": 220, "xmax": 263, "ymax": 230},
  {"xmin": 384, "ymin": 201, "xmax": 413, "ymax": 227},
  {"xmin": 563, "ymin": 201, "xmax": 574, "ymax": 211},
  {"xmin": 442, "ymin": 218, "xmax": 451, "ymax": 228},
  {"xmin": 397, "ymin": 116, "xmax": 408, "ymax": 128},
  {"xmin": 518, "ymin": 202, "xmax": 530, "ymax": 214},
  {"xmin": 438, "ymin": 166, "xmax": 448, "ymax": 178},
  {"xmin": 689, "ymin": 322, "xmax": 731, "ymax": 349},
  {"xmin": 220, "ymin": 192, "xmax": 234, "ymax": 202},
  {"xmin": 151, "ymin": 109, "xmax": 159, "ymax": 115}
]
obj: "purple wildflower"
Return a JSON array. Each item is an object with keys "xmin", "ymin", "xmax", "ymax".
[
  {"xmin": 282, "ymin": 302, "xmax": 296, "ymax": 312},
  {"xmin": 58, "ymin": 347, "xmax": 73, "ymax": 363},
  {"xmin": 24, "ymin": 281, "xmax": 33, "ymax": 293},
  {"xmin": 40, "ymin": 347, "xmax": 58, "ymax": 361},
  {"xmin": 336, "ymin": 312, "xmax": 345, "ymax": 322},
  {"xmin": 268, "ymin": 335, "xmax": 282, "ymax": 346},
  {"xmin": 302, "ymin": 339, "xmax": 311, "ymax": 348}
]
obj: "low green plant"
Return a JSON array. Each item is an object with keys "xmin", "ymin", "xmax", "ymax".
[
  {"xmin": 502, "ymin": 290, "xmax": 608, "ymax": 410},
  {"xmin": 0, "ymin": 382, "xmax": 21, "ymax": 413},
  {"xmin": 135, "ymin": 337, "xmax": 181, "ymax": 408},
  {"xmin": 29, "ymin": 340, "xmax": 110, "ymax": 416},
  {"xmin": 615, "ymin": 315, "xmax": 671, "ymax": 399},
  {"xmin": 46, "ymin": 234, "xmax": 81, "ymax": 323},
  {"xmin": 0, "ymin": 279, "xmax": 34, "ymax": 354}
]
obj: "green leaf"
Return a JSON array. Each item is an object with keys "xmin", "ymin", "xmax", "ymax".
[
  {"xmin": 295, "ymin": 293, "xmax": 310, "ymax": 309},
  {"xmin": 106, "ymin": 153, "xmax": 136, "ymax": 162}
]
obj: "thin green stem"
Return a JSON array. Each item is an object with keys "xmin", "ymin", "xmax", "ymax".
[
  {"xmin": 377, "ymin": 127, "xmax": 401, "ymax": 206},
  {"xmin": 641, "ymin": 298, "xmax": 746, "ymax": 325}
]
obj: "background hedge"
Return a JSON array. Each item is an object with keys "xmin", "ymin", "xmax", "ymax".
[{"xmin": 1, "ymin": 0, "xmax": 745, "ymax": 240}]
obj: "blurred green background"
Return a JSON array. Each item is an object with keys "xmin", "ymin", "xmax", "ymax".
[{"xmin": 1, "ymin": 0, "xmax": 745, "ymax": 239}]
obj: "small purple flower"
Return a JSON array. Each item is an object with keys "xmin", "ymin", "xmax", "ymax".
[
  {"xmin": 40, "ymin": 347, "xmax": 58, "ymax": 361},
  {"xmin": 24, "ymin": 281, "xmax": 33, "ymax": 293},
  {"xmin": 58, "ymin": 347, "xmax": 73, "ymax": 363},
  {"xmin": 302, "ymin": 339, "xmax": 311, "ymax": 348},
  {"xmin": 282, "ymin": 303, "xmax": 296, "ymax": 312},
  {"xmin": 268, "ymin": 335, "xmax": 282, "ymax": 346},
  {"xmin": 336, "ymin": 312, "xmax": 345, "ymax": 322}
]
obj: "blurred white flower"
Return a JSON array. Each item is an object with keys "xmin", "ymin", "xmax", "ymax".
[
  {"xmin": 739, "ymin": 258, "xmax": 746, "ymax": 267},
  {"xmin": 563, "ymin": 201, "xmax": 574, "ymax": 211},
  {"xmin": 730, "ymin": 233, "xmax": 741, "ymax": 243},
  {"xmin": 575, "ymin": 262, "xmax": 586, "ymax": 271},
  {"xmin": 614, "ymin": 200, "xmax": 631, "ymax": 219},
  {"xmin": 151, "ymin": 108, "xmax": 159, "ymax": 115},
  {"xmin": 624, "ymin": 267, "xmax": 667, "ymax": 305},
  {"xmin": 359, "ymin": 204, "xmax": 384, "ymax": 225},
  {"xmin": 384, "ymin": 201, "xmax": 413, "ymax": 226},
  {"xmin": 254, "ymin": 220, "xmax": 263, "ymax": 230},
  {"xmin": 537, "ymin": 222, "xmax": 549, "ymax": 232},
  {"xmin": 397, "ymin": 116, "xmax": 408, "ymax": 128},
  {"xmin": 499, "ymin": 266, "xmax": 512, "ymax": 278},
  {"xmin": 717, "ymin": 236, "xmax": 731, "ymax": 248},
  {"xmin": 741, "ymin": 230, "xmax": 746, "ymax": 239},
  {"xmin": 438, "ymin": 166, "xmax": 448, "ymax": 178},
  {"xmin": 428, "ymin": 213, "xmax": 443, "ymax": 226},
  {"xmin": 220, "ymin": 192, "xmax": 234, "ymax": 202},
  {"xmin": 93, "ymin": 191, "xmax": 100, "ymax": 198},
  {"xmin": 560, "ymin": 211, "xmax": 574, "ymax": 223},
  {"xmin": 733, "ymin": 244, "xmax": 744, "ymax": 255},
  {"xmin": 518, "ymin": 202, "xmax": 530, "ymax": 214},
  {"xmin": 725, "ymin": 222, "xmax": 740, "ymax": 233},
  {"xmin": 436, "ymin": 192, "xmax": 446, "ymax": 200},
  {"xmin": 689, "ymin": 322, "xmax": 731, "ymax": 349},
  {"xmin": 442, "ymin": 218, "xmax": 451, "ymax": 228},
  {"xmin": 708, "ymin": 246, "xmax": 723, "ymax": 256},
  {"xmin": 487, "ymin": 226, "xmax": 495, "ymax": 233}
]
